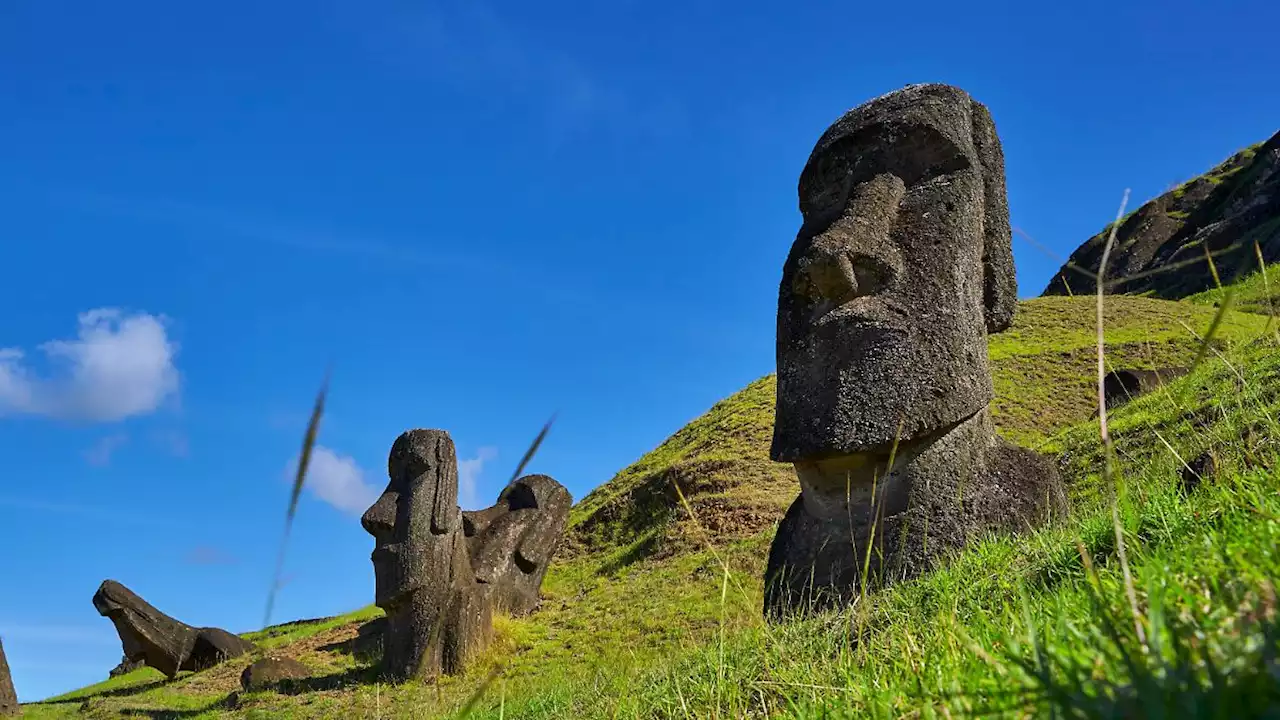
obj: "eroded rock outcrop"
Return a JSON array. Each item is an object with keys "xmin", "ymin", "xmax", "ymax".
[
  {"xmin": 1043, "ymin": 130, "xmax": 1280, "ymax": 300},
  {"xmin": 93, "ymin": 580, "xmax": 255, "ymax": 678},
  {"xmin": 361, "ymin": 429, "xmax": 571, "ymax": 681},
  {"xmin": 764, "ymin": 83, "xmax": 1064, "ymax": 618}
]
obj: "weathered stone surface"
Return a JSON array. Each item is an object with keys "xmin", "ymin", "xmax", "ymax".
[
  {"xmin": 0, "ymin": 638, "xmax": 18, "ymax": 716},
  {"xmin": 1103, "ymin": 367, "xmax": 1189, "ymax": 407},
  {"xmin": 765, "ymin": 84, "xmax": 1063, "ymax": 618},
  {"xmin": 463, "ymin": 474, "xmax": 572, "ymax": 615},
  {"xmin": 361, "ymin": 430, "xmax": 492, "ymax": 681},
  {"xmin": 240, "ymin": 655, "xmax": 311, "ymax": 691},
  {"xmin": 108, "ymin": 654, "xmax": 145, "ymax": 678},
  {"xmin": 1042, "ymin": 130, "xmax": 1280, "ymax": 301},
  {"xmin": 93, "ymin": 580, "xmax": 255, "ymax": 678}
]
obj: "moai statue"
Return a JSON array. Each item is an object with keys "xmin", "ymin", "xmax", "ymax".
[
  {"xmin": 92, "ymin": 580, "xmax": 256, "ymax": 677},
  {"xmin": 764, "ymin": 83, "xmax": 1063, "ymax": 618},
  {"xmin": 463, "ymin": 474, "xmax": 573, "ymax": 616},
  {"xmin": 361, "ymin": 430, "xmax": 493, "ymax": 680},
  {"xmin": 0, "ymin": 638, "xmax": 18, "ymax": 716}
]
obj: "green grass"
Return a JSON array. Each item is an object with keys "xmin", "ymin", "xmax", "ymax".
[
  {"xmin": 22, "ymin": 288, "xmax": 1280, "ymax": 718},
  {"xmin": 1187, "ymin": 259, "xmax": 1280, "ymax": 319}
]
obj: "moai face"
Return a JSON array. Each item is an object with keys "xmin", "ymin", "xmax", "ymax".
[
  {"xmin": 771, "ymin": 84, "xmax": 1016, "ymax": 473},
  {"xmin": 361, "ymin": 429, "xmax": 462, "ymax": 611}
]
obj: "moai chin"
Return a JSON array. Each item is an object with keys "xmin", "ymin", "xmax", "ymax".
[
  {"xmin": 764, "ymin": 83, "xmax": 1063, "ymax": 618},
  {"xmin": 361, "ymin": 430, "xmax": 491, "ymax": 680}
]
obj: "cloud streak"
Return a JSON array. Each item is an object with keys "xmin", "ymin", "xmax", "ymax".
[
  {"xmin": 288, "ymin": 445, "xmax": 381, "ymax": 516},
  {"xmin": 458, "ymin": 446, "xmax": 498, "ymax": 510},
  {"xmin": 84, "ymin": 433, "xmax": 128, "ymax": 467},
  {"xmin": 0, "ymin": 309, "xmax": 179, "ymax": 422}
]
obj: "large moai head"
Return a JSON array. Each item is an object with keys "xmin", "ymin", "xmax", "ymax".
[
  {"xmin": 462, "ymin": 474, "xmax": 573, "ymax": 616},
  {"xmin": 771, "ymin": 83, "xmax": 1017, "ymax": 472},
  {"xmin": 361, "ymin": 429, "xmax": 464, "ymax": 612}
]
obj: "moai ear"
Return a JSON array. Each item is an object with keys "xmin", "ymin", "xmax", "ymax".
[{"xmin": 970, "ymin": 99, "xmax": 1017, "ymax": 334}]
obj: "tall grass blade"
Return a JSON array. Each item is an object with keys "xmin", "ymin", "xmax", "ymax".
[
  {"xmin": 264, "ymin": 371, "xmax": 329, "ymax": 629},
  {"xmin": 508, "ymin": 414, "xmax": 557, "ymax": 485}
]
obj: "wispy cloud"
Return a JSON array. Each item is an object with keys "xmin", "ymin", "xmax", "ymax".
[
  {"xmin": 355, "ymin": 2, "xmax": 687, "ymax": 144},
  {"xmin": 0, "ymin": 623, "xmax": 120, "ymax": 646},
  {"xmin": 0, "ymin": 309, "xmax": 179, "ymax": 422},
  {"xmin": 184, "ymin": 545, "xmax": 237, "ymax": 565},
  {"xmin": 151, "ymin": 428, "xmax": 189, "ymax": 458},
  {"xmin": 458, "ymin": 446, "xmax": 499, "ymax": 510},
  {"xmin": 0, "ymin": 496, "xmax": 183, "ymax": 529},
  {"xmin": 84, "ymin": 432, "xmax": 129, "ymax": 467},
  {"xmin": 286, "ymin": 445, "xmax": 381, "ymax": 516}
]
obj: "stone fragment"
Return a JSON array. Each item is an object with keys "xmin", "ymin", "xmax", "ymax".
[
  {"xmin": 0, "ymin": 638, "xmax": 18, "ymax": 716},
  {"xmin": 463, "ymin": 474, "xmax": 572, "ymax": 615},
  {"xmin": 93, "ymin": 580, "xmax": 255, "ymax": 678},
  {"xmin": 240, "ymin": 655, "xmax": 311, "ymax": 691},
  {"xmin": 765, "ymin": 83, "xmax": 1063, "ymax": 618}
]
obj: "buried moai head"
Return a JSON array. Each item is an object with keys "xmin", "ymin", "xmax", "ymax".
[
  {"xmin": 463, "ymin": 474, "xmax": 573, "ymax": 616},
  {"xmin": 361, "ymin": 429, "xmax": 485, "ymax": 679},
  {"xmin": 772, "ymin": 83, "xmax": 1017, "ymax": 468}
]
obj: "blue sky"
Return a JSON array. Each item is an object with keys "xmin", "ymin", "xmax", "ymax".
[{"xmin": 2, "ymin": 0, "xmax": 1277, "ymax": 702}]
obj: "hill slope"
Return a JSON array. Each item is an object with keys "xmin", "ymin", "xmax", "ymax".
[
  {"xmin": 21, "ymin": 294, "xmax": 1278, "ymax": 719},
  {"xmin": 1042, "ymin": 130, "xmax": 1280, "ymax": 299}
]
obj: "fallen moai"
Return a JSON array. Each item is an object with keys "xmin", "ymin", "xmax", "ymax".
[
  {"xmin": 361, "ymin": 429, "xmax": 571, "ymax": 681},
  {"xmin": 93, "ymin": 580, "xmax": 256, "ymax": 678},
  {"xmin": 765, "ymin": 83, "xmax": 1064, "ymax": 618}
]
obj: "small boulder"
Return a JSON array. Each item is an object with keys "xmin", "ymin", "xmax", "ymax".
[
  {"xmin": 1, "ymin": 639, "xmax": 18, "ymax": 716},
  {"xmin": 240, "ymin": 656, "xmax": 311, "ymax": 691}
]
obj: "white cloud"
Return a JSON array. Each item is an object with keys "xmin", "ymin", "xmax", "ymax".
[
  {"xmin": 0, "ymin": 309, "xmax": 179, "ymax": 422},
  {"xmin": 292, "ymin": 445, "xmax": 381, "ymax": 516},
  {"xmin": 458, "ymin": 446, "xmax": 499, "ymax": 510},
  {"xmin": 84, "ymin": 433, "xmax": 128, "ymax": 467}
]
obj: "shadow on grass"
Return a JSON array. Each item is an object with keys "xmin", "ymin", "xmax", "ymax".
[
  {"xmin": 27, "ymin": 677, "xmax": 170, "ymax": 705},
  {"xmin": 316, "ymin": 617, "xmax": 385, "ymax": 664}
]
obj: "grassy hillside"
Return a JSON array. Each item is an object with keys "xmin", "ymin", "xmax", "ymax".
[{"xmin": 22, "ymin": 293, "xmax": 1279, "ymax": 719}]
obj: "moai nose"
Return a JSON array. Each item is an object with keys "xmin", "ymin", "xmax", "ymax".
[
  {"xmin": 800, "ymin": 246, "xmax": 895, "ymax": 305},
  {"xmin": 361, "ymin": 494, "xmax": 397, "ymax": 538}
]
